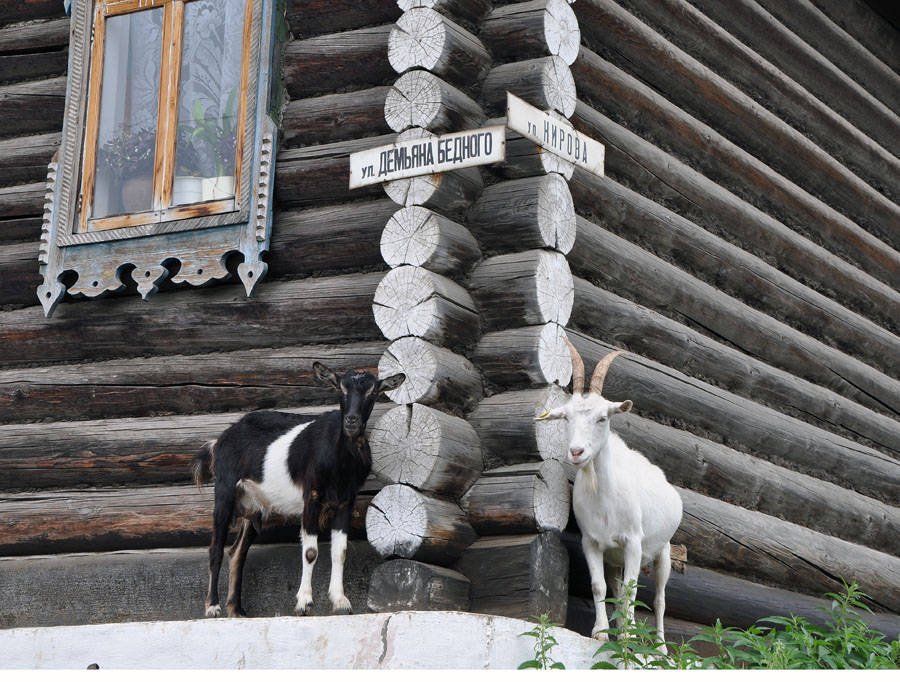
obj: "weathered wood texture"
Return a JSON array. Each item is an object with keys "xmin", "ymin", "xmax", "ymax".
[
  {"xmin": 566, "ymin": 331, "xmax": 900, "ymax": 506},
  {"xmin": 367, "ymin": 559, "xmax": 471, "ymax": 613},
  {"xmin": 0, "ymin": 242, "xmax": 40, "ymax": 307},
  {"xmin": 482, "ymin": 56, "xmax": 576, "ymax": 117},
  {"xmin": 384, "ymin": 164, "xmax": 483, "ymax": 210},
  {"xmin": 370, "ymin": 403, "xmax": 482, "ymax": 498},
  {"xmin": 366, "ymin": 484, "xmax": 477, "ymax": 564},
  {"xmin": 0, "ymin": 182, "xmax": 44, "ymax": 220},
  {"xmin": 571, "ymin": 279, "xmax": 900, "ymax": 457},
  {"xmin": 372, "ymin": 265, "xmax": 480, "ymax": 346},
  {"xmin": 0, "ymin": 17, "xmax": 68, "ymax": 84},
  {"xmin": 0, "ymin": 0, "xmax": 64, "ymax": 27},
  {"xmin": 461, "ymin": 460, "xmax": 570, "ymax": 535},
  {"xmin": 575, "ymin": 0, "xmax": 900, "ymax": 248},
  {"xmin": 569, "ymin": 216, "xmax": 900, "ymax": 419},
  {"xmin": 482, "ymin": 0, "xmax": 581, "ymax": 65},
  {"xmin": 473, "ymin": 323, "xmax": 572, "ymax": 389},
  {"xmin": 0, "ymin": 76, "xmax": 66, "ymax": 137},
  {"xmin": 685, "ymin": 0, "xmax": 900, "ymax": 160},
  {"xmin": 285, "ymin": 0, "xmax": 402, "ymax": 39},
  {"xmin": 453, "ymin": 533, "xmax": 569, "ymax": 623},
  {"xmin": 281, "ymin": 87, "xmax": 392, "ymax": 148},
  {"xmin": 811, "ymin": 0, "xmax": 900, "ymax": 74},
  {"xmin": 388, "ymin": 8, "xmax": 491, "ymax": 85},
  {"xmin": 0, "ymin": 132, "xmax": 59, "ymax": 188},
  {"xmin": 619, "ymin": 0, "xmax": 900, "ymax": 202},
  {"xmin": 384, "ymin": 70, "xmax": 485, "ymax": 133},
  {"xmin": 396, "ymin": 0, "xmax": 491, "ymax": 25},
  {"xmin": 486, "ymin": 117, "xmax": 574, "ymax": 179},
  {"xmin": 380, "ymin": 206, "xmax": 480, "ymax": 275},
  {"xmin": 573, "ymin": 46, "xmax": 900, "ymax": 285},
  {"xmin": 0, "ymin": 341, "xmax": 387, "ymax": 423},
  {"xmin": 0, "ymin": 272, "xmax": 385, "ymax": 368},
  {"xmin": 569, "ymin": 104, "xmax": 900, "ymax": 333},
  {"xmin": 0, "ymin": 482, "xmax": 381, "ymax": 556},
  {"xmin": 283, "ymin": 25, "xmax": 394, "ymax": 99},
  {"xmin": 675, "ymin": 489, "xmax": 900, "ymax": 613}
]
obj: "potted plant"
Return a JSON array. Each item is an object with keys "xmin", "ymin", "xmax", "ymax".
[
  {"xmin": 172, "ymin": 126, "xmax": 205, "ymax": 206},
  {"xmin": 185, "ymin": 89, "xmax": 238, "ymax": 202},
  {"xmin": 97, "ymin": 126, "xmax": 156, "ymax": 213}
]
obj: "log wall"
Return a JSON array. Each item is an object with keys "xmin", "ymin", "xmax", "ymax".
[{"xmin": 1, "ymin": 0, "xmax": 898, "ymax": 638}]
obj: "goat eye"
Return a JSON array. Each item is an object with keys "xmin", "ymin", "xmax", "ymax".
[{"xmin": 597, "ymin": 416, "xmax": 607, "ymax": 423}]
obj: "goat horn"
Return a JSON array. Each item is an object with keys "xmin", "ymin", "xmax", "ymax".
[
  {"xmin": 562, "ymin": 336, "xmax": 585, "ymax": 395},
  {"xmin": 589, "ymin": 350, "xmax": 625, "ymax": 395}
]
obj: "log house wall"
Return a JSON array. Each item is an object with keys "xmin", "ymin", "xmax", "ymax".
[{"xmin": 1, "ymin": 0, "xmax": 898, "ymax": 636}]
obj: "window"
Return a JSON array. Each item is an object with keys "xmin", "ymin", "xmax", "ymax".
[{"xmin": 37, "ymin": 0, "xmax": 281, "ymax": 316}]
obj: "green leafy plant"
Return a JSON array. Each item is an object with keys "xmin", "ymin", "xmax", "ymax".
[
  {"xmin": 98, "ymin": 125, "xmax": 157, "ymax": 183},
  {"xmin": 518, "ymin": 613, "xmax": 566, "ymax": 670},
  {"xmin": 181, "ymin": 89, "xmax": 238, "ymax": 178}
]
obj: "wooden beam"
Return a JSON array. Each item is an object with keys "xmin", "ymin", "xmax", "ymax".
[
  {"xmin": 810, "ymin": 0, "xmax": 900, "ymax": 74},
  {"xmin": 396, "ymin": 0, "xmax": 491, "ymax": 25},
  {"xmin": 0, "ymin": 76, "xmax": 66, "ymax": 138},
  {"xmin": 367, "ymin": 559, "xmax": 471, "ymax": 613},
  {"xmin": 281, "ymin": 87, "xmax": 392, "ymax": 148},
  {"xmin": 481, "ymin": 0, "xmax": 581, "ymax": 66},
  {"xmin": 473, "ymin": 323, "xmax": 572, "ymax": 388},
  {"xmin": 0, "ymin": 132, "xmax": 59, "ymax": 188},
  {"xmin": 285, "ymin": 0, "xmax": 402, "ymax": 40},
  {"xmin": 384, "ymin": 70, "xmax": 485, "ymax": 134},
  {"xmin": 380, "ymin": 206, "xmax": 481, "ymax": 275},
  {"xmin": 0, "ymin": 182, "xmax": 44, "ymax": 220},
  {"xmin": 482, "ymin": 56, "xmax": 576, "ymax": 118},
  {"xmin": 0, "ymin": 0, "xmax": 64, "ymax": 27}
]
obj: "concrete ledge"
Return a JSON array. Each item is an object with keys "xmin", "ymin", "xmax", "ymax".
[{"xmin": 0, "ymin": 611, "xmax": 601, "ymax": 669}]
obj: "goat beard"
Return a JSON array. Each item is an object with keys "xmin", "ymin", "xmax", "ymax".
[{"xmin": 579, "ymin": 458, "xmax": 598, "ymax": 493}]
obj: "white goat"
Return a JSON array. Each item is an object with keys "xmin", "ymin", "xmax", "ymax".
[{"xmin": 536, "ymin": 339, "xmax": 682, "ymax": 644}]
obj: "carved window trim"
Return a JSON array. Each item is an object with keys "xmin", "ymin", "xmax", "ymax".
[{"xmin": 38, "ymin": 0, "xmax": 280, "ymax": 317}]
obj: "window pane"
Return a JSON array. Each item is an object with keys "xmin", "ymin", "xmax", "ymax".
[
  {"xmin": 93, "ymin": 8, "xmax": 164, "ymax": 219},
  {"xmin": 173, "ymin": 0, "xmax": 246, "ymax": 206}
]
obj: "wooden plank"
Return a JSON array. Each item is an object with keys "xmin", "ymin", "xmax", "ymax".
[
  {"xmin": 0, "ymin": 271, "xmax": 385, "ymax": 368},
  {"xmin": 574, "ymin": 0, "xmax": 900, "ymax": 250},
  {"xmin": 0, "ymin": 76, "xmax": 67, "ymax": 143},
  {"xmin": 571, "ymin": 175, "xmax": 900, "ymax": 383},
  {"xmin": 566, "ymin": 330, "xmax": 900, "ymax": 506},
  {"xmin": 811, "ymin": 0, "xmax": 900, "ymax": 74},
  {"xmin": 0, "ymin": 481, "xmax": 383, "ymax": 557},
  {"xmin": 0, "ymin": 132, "xmax": 59, "ymax": 187},
  {"xmin": 283, "ymin": 24, "xmax": 394, "ymax": 100},
  {"xmin": 0, "ymin": 0, "xmax": 64, "ymax": 27},
  {"xmin": 285, "ymin": 0, "xmax": 402, "ymax": 39},
  {"xmin": 571, "ymin": 279, "xmax": 900, "ymax": 458},
  {"xmin": 0, "ymin": 182, "xmax": 44, "ymax": 220},
  {"xmin": 0, "ymin": 50, "xmax": 67, "ymax": 84},
  {"xmin": 569, "ymin": 103, "xmax": 900, "ymax": 333},
  {"xmin": 0, "ymin": 341, "xmax": 387, "ymax": 423},
  {"xmin": 0, "ymin": 241, "xmax": 40, "ymax": 307},
  {"xmin": 281, "ymin": 87, "xmax": 391, "ymax": 149},
  {"xmin": 0, "ymin": 16, "xmax": 68, "ymax": 53},
  {"xmin": 570, "ymin": 216, "xmax": 900, "ymax": 418}
]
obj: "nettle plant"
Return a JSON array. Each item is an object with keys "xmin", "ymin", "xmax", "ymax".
[{"xmin": 521, "ymin": 581, "xmax": 900, "ymax": 670}]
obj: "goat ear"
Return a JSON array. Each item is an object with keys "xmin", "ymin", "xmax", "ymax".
[
  {"xmin": 313, "ymin": 362, "xmax": 341, "ymax": 391},
  {"xmin": 610, "ymin": 400, "xmax": 633, "ymax": 415},
  {"xmin": 534, "ymin": 406, "xmax": 566, "ymax": 421},
  {"xmin": 377, "ymin": 373, "xmax": 406, "ymax": 394}
]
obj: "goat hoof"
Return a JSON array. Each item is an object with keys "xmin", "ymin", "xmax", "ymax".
[
  {"xmin": 295, "ymin": 601, "xmax": 314, "ymax": 616},
  {"xmin": 205, "ymin": 604, "xmax": 222, "ymax": 618},
  {"xmin": 226, "ymin": 604, "xmax": 247, "ymax": 618},
  {"xmin": 591, "ymin": 629, "xmax": 609, "ymax": 642}
]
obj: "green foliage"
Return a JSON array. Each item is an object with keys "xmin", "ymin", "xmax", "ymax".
[
  {"xmin": 584, "ymin": 579, "xmax": 900, "ymax": 670},
  {"xmin": 518, "ymin": 613, "xmax": 566, "ymax": 670}
]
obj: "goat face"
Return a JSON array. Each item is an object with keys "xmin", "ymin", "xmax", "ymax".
[
  {"xmin": 541, "ymin": 393, "xmax": 633, "ymax": 468},
  {"xmin": 313, "ymin": 362, "xmax": 405, "ymax": 438}
]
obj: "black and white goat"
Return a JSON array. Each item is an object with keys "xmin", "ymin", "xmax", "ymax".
[
  {"xmin": 536, "ymin": 339, "xmax": 682, "ymax": 644},
  {"xmin": 191, "ymin": 362, "xmax": 405, "ymax": 618}
]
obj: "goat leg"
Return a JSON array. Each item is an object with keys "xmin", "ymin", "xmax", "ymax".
[{"xmin": 226, "ymin": 518, "xmax": 258, "ymax": 618}]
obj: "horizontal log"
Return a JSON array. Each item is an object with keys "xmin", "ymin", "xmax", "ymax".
[
  {"xmin": 473, "ymin": 323, "xmax": 572, "ymax": 388},
  {"xmin": 686, "ymin": 0, "xmax": 900, "ymax": 159},
  {"xmin": 0, "ymin": 340, "xmax": 387, "ymax": 423},
  {"xmin": 482, "ymin": 56, "xmax": 576, "ymax": 118},
  {"xmin": 0, "ymin": 480, "xmax": 382, "ymax": 556},
  {"xmin": 621, "ymin": 0, "xmax": 900, "ymax": 202},
  {"xmin": 572, "ymin": 173, "xmax": 900, "ymax": 378},
  {"xmin": 377, "ymin": 337, "xmax": 483, "ymax": 410},
  {"xmin": 570, "ymin": 104, "xmax": 900, "ymax": 334},
  {"xmin": 467, "ymin": 385, "xmax": 569, "ymax": 469},
  {"xmin": 461, "ymin": 460, "xmax": 570, "ymax": 535},
  {"xmin": 0, "ymin": 0, "xmax": 64, "ymax": 27},
  {"xmin": 0, "ymin": 181, "xmax": 44, "ymax": 219},
  {"xmin": 285, "ymin": 0, "xmax": 402, "ymax": 39},
  {"xmin": 0, "ymin": 241, "xmax": 40, "ymax": 307},
  {"xmin": 612, "ymin": 412, "xmax": 900, "ymax": 557},
  {"xmin": 811, "ymin": 0, "xmax": 900, "ymax": 74},
  {"xmin": 572, "ymin": 279, "xmax": 900, "ymax": 457},
  {"xmin": 481, "ymin": 0, "xmax": 580, "ymax": 65},
  {"xmin": 568, "ymin": 331, "xmax": 900, "ymax": 505},
  {"xmin": 281, "ymin": 87, "xmax": 391, "ymax": 148},
  {"xmin": 564, "ymin": 535, "xmax": 900, "ymax": 638},
  {"xmin": 384, "ymin": 70, "xmax": 485, "ymax": 134},
  {"xmin": 0, "ymin": 50, "xmax": 67, "ymax": 86},
  {"xmin": 0, "ymin": 271, "xmax": 385, "ymax": 368},
  {"xmin": 396, "ymin": 0, "xmax": 491, "ymax": 25},
  {"xmin": 370, "ymin": 403, "xmax": 482, "ymax": 498},
  {"xmin": 674, "ymin": 489, "xmax": 900, "ymax": 613},
  {"xmin": 0, "ymin": 16, "xmax": 68, "ymax": 52},
  {"xmin": 466, "ymin": 173, "xmax": 575, "ymax": 254},
  {"xmin": 453, "ymin": 532, "xmax": 569, "ymax": 624},
  {"xmin": 372, "ymin": 265, "xmax": 480, "ymax": 346},
  {"xmin": 283, "ymin": 24, "xmax": 394, "ymax": 99},
  {"xmin": 576, "ymin": 0, "xmax": 900, "ymax": 247},
  {"xmin": 485, "ymin": 116, "xmax": 574, "ymax": 179},
  {"xmin": 380, "ymin": 206, "xmax": 481, "ymax": 275},
  {"xmin": 570, "ymin": 216, "xmax": 900, "ymax": 417},
  {"xmin": 366, "ymin": 484, "xmax": 477, "ymax": 564},
  {"xmin": 388, "ymin": 9, "xmax": 491, "ymax": 85},
  {"xmin": 0, "ymin": 76, "xmax": 66, "ymax": 137},
  {"xmin": 367, "ymin": 559, "xmax": 471, "ymax": 613},
  {"xmin": 469, "ymin": 249, "xmax": 574, "ymax": 331},
  {"xmin": 573, "ymin": 46, "xmax": 900, "ymax": 286},
  {"xmin": 275, "ymin": 134, "xmax": 394, "ymax": 208},
  {"xmin": 0, "ymin": 132, "xmax": 59, "ymax": 187}
]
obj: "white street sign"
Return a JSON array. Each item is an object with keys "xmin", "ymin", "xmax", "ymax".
[
  {"xmin": 506, "ymin": 92, "xmax": 605, "ymax": 177},
  {"xmin": 349, "ymin": 126, "xmax": 506, "ymax": 188}
]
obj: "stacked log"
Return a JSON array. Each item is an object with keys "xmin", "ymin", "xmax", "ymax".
[{"xmin": 365, "ymin": 0, "xmax": 494, "ymax": 613}]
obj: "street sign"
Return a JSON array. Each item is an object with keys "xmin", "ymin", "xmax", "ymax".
[
  {"xmin": 506, "ymin": 92, "xmax": 605, "ymax": 177},
  {"xmin": 349, "ymin": 125, "xmax": 506, "ymax": 188}
]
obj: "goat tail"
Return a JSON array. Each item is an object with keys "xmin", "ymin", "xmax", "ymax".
[{"xmin": 191, "ymin": 440, "xmax": 217, "ymax": 491}]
